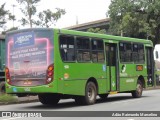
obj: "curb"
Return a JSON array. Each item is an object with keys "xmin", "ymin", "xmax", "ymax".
[
  {"xmin": 0, "ymin": 99, "xmax": 39, "ymax": 106},
  {"xmin": 0, "ymin": 96, "xmax": 39, "ymax": 106},
  {"xmin": 145, "ymin": 86, "xmax": 160, "ymax": 90}
]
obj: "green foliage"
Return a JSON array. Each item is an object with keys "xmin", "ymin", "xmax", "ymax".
[
  {"xmin": 16, "ymin": 0, "xmax": 41, "ymax": 28},
  {"xmin": 87, "ymin": 28, "xmax": 106, "ymax": 34},
  {"xmin": 0, "ymin": 3, "xmax": 15, "ymax": 29},
  {"xmin": 36, "ymin": 8, "xmax": 66, "ymax": 28},
  {"xmin": 108, "ymin": 0, "xmax": 160, "ymax": 44},
  {"xmin": 0, "ymin": 94, "xmax": 18, "ymax": 103},
  {"xmin": 0, "ymin": 3, "xmax": 8, "ymax": 27},
  {"xmin": 17, "ymin": 0, "xmax": 66, "ymax": 28}
]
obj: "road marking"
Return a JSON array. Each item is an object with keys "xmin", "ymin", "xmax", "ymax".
[{"xmin": 1, "ymin": 117, "xmax": 22, "ymax": 120}]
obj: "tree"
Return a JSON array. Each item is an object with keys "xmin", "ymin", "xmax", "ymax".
[
  {"xmin": 108, "ymin": 0, "xmax": 160, "ymax": 44},
  {"xmin": 0, "ymin": 3, "xmax": 15, "ymax": 31},
  {"xmin": 16, "ymin": 0, "xmax": 41, "ymax": 28},
  {"xmin": 36, "ymin": 8, "xmax": 66, "ymax": 28},
  {"xmin": 87, "ymin": 28, "xmax": 106, "ymax": 34}
]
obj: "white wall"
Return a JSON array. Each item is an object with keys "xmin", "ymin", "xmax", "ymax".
[{"xmin": 154, "ymin": 44, "xmax": 160, "ymax": 70}]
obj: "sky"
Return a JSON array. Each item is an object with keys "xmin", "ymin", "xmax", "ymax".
[{"xmin": 0, "ymin": 0, "xmax": 111, "ymax": 31}]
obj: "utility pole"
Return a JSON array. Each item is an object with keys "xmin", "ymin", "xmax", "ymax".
[{"xmin": 76, "ymin": 16, "xmax": 79, "ymax": 25}]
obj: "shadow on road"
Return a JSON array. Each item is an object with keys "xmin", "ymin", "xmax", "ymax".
[{"xmin": 22, "ymin": 95, "xmax": 149, "ymax": 110}]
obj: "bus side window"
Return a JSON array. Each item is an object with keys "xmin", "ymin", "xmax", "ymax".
[
  {"xmin": 138, "ymin": 44, "xmax": 145, "ymax": 63},
  {"xmin": 125, "ymin": 43, "xmax": 132, "ymax": 62},
  {"xmin": 119, "ymin": 42, "xmax": 132, "ymax": 63},
  {"xmin": 91, "ymin": 39, "xmax": 104, "ymax": 63},
  {"xmin": 119, "ymin": 43, "xmax": 125, "ymax": 62},
  {"xmin": 76, "ymin": 37, "xmax": 91, "ymax": 62},
  {"xmin": 132, "ymin": 44, "xmax": 138, "ymax": 62},
  {"xmin": 59, "ymin": 35, "xmax": 75, "ymax": 62}
]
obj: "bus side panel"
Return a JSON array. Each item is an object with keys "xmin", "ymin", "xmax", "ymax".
[
  {"xmin": 60, "ymin": 63, "xmax": 107, "ymax": 96},
  {"xmin": 119, "ymin": 64, "xmax": 147, "ymax": 92},
  {"xmin": 54, "ymin": 30, "xmax": 64, "ymax": 94},
  {"xmin": 54, "ymin": 32, "xmax": 108, "ymax": 96}
]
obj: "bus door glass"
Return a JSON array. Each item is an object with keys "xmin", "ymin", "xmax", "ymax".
[
  {"xmin": 105, "ymin": 43, "xmax": 118, "ymax": 91},
  {"xmin": 146, "ymin": 47, "xmax": 154, "ymax": 86}
]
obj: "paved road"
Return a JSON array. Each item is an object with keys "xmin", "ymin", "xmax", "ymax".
[{"xmin": 0, "ymin": 89, "xmax": 160, "ymax": 120}]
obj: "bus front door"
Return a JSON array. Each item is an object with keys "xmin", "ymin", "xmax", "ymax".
[
  {"xmin": 105, "ymin": 43, "xmax": 119, "ymax": 92},
  {"xmin": 146, "ymin": 47, "xmax": 154, "ymax": 86}
]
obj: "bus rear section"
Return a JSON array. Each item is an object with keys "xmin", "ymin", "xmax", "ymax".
[{"xmin": 5, "ymin": 29, "xmax": 57, "ymax": 96}]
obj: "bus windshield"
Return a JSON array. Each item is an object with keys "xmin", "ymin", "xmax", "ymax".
[{"xmin": 5, "ymin": 29, "xmax": 54, "ymax": 86}]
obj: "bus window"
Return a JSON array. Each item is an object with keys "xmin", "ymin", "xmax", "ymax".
[
  {"xmin": 138, "ymin": 44, "xmax": 145, "ymax": 63},
  {"xmin": 119, "ymin": 43, "xmax": 125, "ymax": 62},
  {"xmin": 76, "ymin": 37, "xmax": 90, "ymax": 62},
  {"xmin": 91, "ymin": 40, "xmax": 104, "ymax": 63},
  {"xmin": 132, "ymin": 44, "xmax": 139, "ymax": 62},
  {"xmin": 119, "ymin": 42, "xmax": 132, "ymax": 62},
  {"xmin": 125, "ymin": 43, "xmax": 132, "ymax": 62},
  {"xmin": 59, "ymin": 35, "xmax": 75, "ymax": 62}
]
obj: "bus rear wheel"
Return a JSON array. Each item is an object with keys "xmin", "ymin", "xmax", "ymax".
[
  {"xmin": 75, "ymin": 81, "xmax": 97, "ymax": 105},
  {"xmin": 38, "ymin": 94, "xmax": 60, "ymax": 105},
  {"xmin": 132, "ymin": 80, "xmax": 143, "ymax": 98}
]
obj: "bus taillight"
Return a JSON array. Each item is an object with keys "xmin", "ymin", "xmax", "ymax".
[
  {"xmin": 46, "ymin": 64, "xmax": 54, "ymax": 84},
  {"xmin": 5, "ymin": 67, "xmax": 11, "ymax": 84}
]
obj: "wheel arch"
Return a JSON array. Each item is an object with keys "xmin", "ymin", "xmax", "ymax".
[
  {"xmin": 87, "ymin": 77, "xmax": 98, "ymax": 94},
  {"xmin": 137, "ymin": 75, "xmax": 145, "ymax": 88}
]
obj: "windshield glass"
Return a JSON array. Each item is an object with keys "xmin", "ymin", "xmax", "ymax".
[{"xmin": 6, "ymin": 29, "xmax": 54, "ymax": 86}]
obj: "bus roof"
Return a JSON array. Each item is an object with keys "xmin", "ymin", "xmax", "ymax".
[
  {"xmin": 58, "ymin": 28, "xmax": 153, "ymax": 46},
  {"xmin": 5, "ymin": 28, "xmax": 153, "ymax": 46},
  {"xmin": 6, "ymin": 28, "xmax": 53, "ymax": 35}
]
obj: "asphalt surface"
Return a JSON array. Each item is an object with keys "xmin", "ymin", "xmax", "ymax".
[{"xmin": 0, "ymin": 89, "xmax": 160, "ymax": 120}]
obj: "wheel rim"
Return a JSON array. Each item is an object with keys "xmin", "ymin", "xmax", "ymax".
[
  {"xmin": 137, "ymin": 83, "xmax": 142, "ymax": 96},
  {"xmin": 87, "ymin": 86, "xmax": 95, "ymax": 101}
]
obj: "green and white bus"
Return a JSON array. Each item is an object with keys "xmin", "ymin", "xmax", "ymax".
[{"xmin": 5, "ymin": 28, "xmax": 154, "ymax": 105}]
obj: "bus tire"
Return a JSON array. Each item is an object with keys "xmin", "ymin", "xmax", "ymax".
[
  {"xmin": 99, "ymin": 94, "xmax": 108, "ymax": 100},
  {"xmin": 38, "ymin": 94, "xmax": 60, "ymax": 105},
  {"xmin": 0, "ymin": 81, "xmax": 5, "ymax": 94},
  {"xmin": 75, "ymin": 82, "xmax": 97, "ymax": 105},
  {"xmin": 132, "ymin": 80, "xmax": 143, "ymax": 98}
]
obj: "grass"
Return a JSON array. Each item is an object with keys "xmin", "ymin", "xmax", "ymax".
[{"xmin": 0, "ymin": 94, "xmax": 18, "ymax": 103}]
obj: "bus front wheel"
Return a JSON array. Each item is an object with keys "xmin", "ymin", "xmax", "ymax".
[
  {"xmin": 75, "ymin": 81, "xmax": 97, "ymax": 105},
  {"xmin": 38, "ymin": 94, "xmax": 60, "ymax": 105},
  {"xmin": 132, "ymin": 80, "xmax": 143, "ymax": 98}
]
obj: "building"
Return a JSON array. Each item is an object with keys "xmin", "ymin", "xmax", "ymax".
[{"xmin": 65, "ymin": 18, "xmax": 110, "ymax": 33}]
